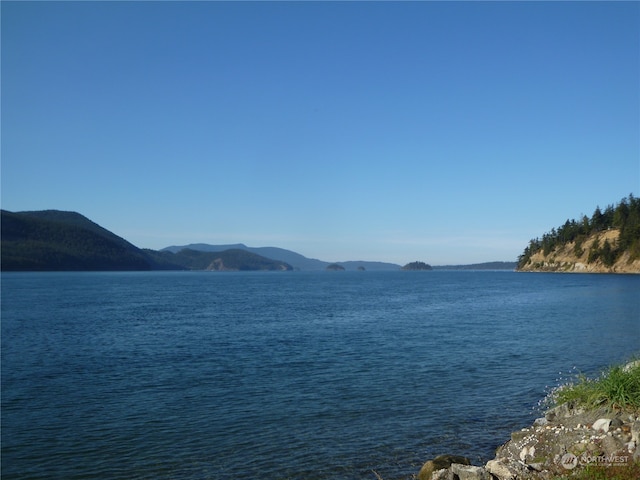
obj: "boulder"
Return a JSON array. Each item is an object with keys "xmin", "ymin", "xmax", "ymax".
[
  {"xmin": 601, "ymin": 434, "xmax": 623, "ymax": 455},
  {"xmin": 450, "ymin": 463, "xmax": 491, "ymax": 480},
  {"xmin": 417, "ymin": 454, "xmax": 470, "ymax": 480},
  {"xmin": 592, "ymin": 418, "xmax": 611, "ymax": 433},
  {"xmin": 485, "ymin": 459, "xmax": 517, "ymax": 480},
  {"xmin": 431, "ymin": 468, "xmax": 454, "ymax": 480},
  {"xmin": 623, "ymin": 360, "xmax": 640, "ymax": 372}
]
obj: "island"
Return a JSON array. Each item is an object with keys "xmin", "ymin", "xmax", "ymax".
[
  {"xmin": 401, "ymin": 261, "xmax": 433, "ymax": 271},
  {"xmin": 326, "ymin": 263, "xmax": 345, "ymax": 271}
]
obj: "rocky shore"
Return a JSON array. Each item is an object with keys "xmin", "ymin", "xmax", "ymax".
[{"xmin": 417, "ymin": 362, "xmax": 640, "ymax": 480}]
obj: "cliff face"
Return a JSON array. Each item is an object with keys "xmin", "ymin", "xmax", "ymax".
[{"xmin": 517, "ymin": 229, "xmax": 640, "ymax": 274}]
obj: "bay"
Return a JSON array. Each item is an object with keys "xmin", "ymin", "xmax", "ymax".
[{"xmin": 2, "ymin": 271, "xmax": 639, "ymax": 479}]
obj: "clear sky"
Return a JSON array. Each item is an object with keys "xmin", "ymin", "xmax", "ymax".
[{"xmin": 2, "ymin": 1, "xmax": 638, "ymax": 265}]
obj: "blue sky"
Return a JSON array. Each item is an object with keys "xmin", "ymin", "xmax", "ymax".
[{"xmin": 2, "ymin": 1, "xmax": 638, "ymax": 265}]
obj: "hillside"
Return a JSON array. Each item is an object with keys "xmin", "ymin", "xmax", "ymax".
[
  {"xmin": 1, "ymin": 210, "xmax": 152, "ymax": 271},
  {"xmin": 162, "ymin": 243, "xmax": 401, "ymax": 271},
  {"xmin": 146, "ymin": 248, "xmax": 292, "ymax": 271},
  {"xmin": 1, "ymin": 210, "xmax": 292, "ymax": 272},
  {"xmin": 401, "ymin": 261, "xmax": 433, "ymax": 271},
  {"xmin": 162, "ymin": 243, "xmax": 328, "ymax": 270},
  {"xmin": 517, "ymin": 228, "xmax": 640, "ymax": 273},
  {"xmin": 517, "ymin": 195, "xmax": 640, "ymax": 273}
]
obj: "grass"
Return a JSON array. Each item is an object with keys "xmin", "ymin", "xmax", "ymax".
[
  {"xmin": 549, "ymin": 360, "xmax": 640, "ymax": 413},
  {"xmin": 554, "ymin": 462, "xmax": 640, "ymax": 480}
]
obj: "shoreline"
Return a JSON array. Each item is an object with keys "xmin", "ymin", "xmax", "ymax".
[{"xmin": 417, "ymin": 361, "xmax": 640, "ymax": 480}]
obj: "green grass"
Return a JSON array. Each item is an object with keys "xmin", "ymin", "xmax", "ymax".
[
  {"xmin": 554, "ymin": 462, "xmax": 640, "ymax": 480},
  {"xmin": 550, "ymin": 360, "xmax": 640, "ymax": 412}
]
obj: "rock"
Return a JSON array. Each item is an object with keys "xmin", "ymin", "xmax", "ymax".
[
  {"xmin": 601, "ymin": 434, "xmax": 623, "ymax": 455},
  {"xmin": 623, "ymin": 360, "xmax": 640, "ymax": 372},
  {"xmin": 631, "ymin": 421, "xmax": 640, "ymax": 443},
  {"xmin": 519, "ymin": 445, "xmax": 536, "ymax": 462},
  {"xmin": 431, "ymin": 469, "xmax": 454, "ymax": 480},
  {"xmin": 450, "ymin": 463, "xmax": 491, "ymax": 480},
  {"xmin": 592, "ymin": 418, "xmax": 611, "ymax": 433},
  {"xmin": 610, "ymin": 417, "xmax": 624, "ymax": 428},
  {"xmin": 417, "ymin": 455, "xmax": 471, "ymax": 480},
  {"xmin": 544, "ymin": 402, "xmax": 579, "ymax": 422},
  {"xmin": 485, "ymin": 459, "xmax": 516, "ymax": 480},
  {"xmin": 533, "ymin": 417, "xmax": 548, "ymax": 427},
  {"xmin": 528, "ymin": 462, "xmax": 545, "ymax": 471}
]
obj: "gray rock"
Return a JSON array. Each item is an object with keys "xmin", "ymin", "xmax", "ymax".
[
  {"xmin": 485, "ymin": 459, "xmax": 517, "ymax": 480},
  {"xmin": 601, "ymin": 434, "xmax": 623, "ymax": 455},
  {"xmin": 533, "ymin": 417, "xmax": 548, "ymax": 427},
  {"xmin": 592, "ymin": 418, "xmax": 611, "ymax": 433},
  {"xmin": 610, "ymin": 417, "xmax": 624, "ymax": 428},
  {"xmin": 622, "ymin": 360, "xmax": 640, "ymax": 372},
  {"xmin": 431, "ymin": 469, "xmax": 454, "ymax": 480},
  {"xmin": 631, "ymin": 421, "xmax": 640, "ymax": 443},
  {"xmin": 417, "ymin": 455, "xmax": 470, "ymax": 480},
  {"xmin": 450, "ymin": 463, "xmax": 491, "ymax": 480},
  {"xmin": 527, "ymin": 462, "xmax": 545, "ymax": 471}
]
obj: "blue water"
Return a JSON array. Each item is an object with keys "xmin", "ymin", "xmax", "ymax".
[{"xmin": 2, "ymin": 271, "xmax": 639, "ymax": 479}]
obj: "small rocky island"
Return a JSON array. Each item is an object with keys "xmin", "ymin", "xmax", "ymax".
[
  {"xmin": 326, "ymin": 263, "xmax": 345, "ymax": 271},
  {"xmin": 401, "ymin": 261, "xmax": 433, "ymax": 271}
]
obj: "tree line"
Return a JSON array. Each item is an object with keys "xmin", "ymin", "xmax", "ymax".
[{"xmin": 517, "ymin": 194, "xmax": 640, "ymax": 269}]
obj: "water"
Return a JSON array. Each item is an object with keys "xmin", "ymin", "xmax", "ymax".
[{"xmin": 2, "ymin": 271, "xmax": 639, "ymax": 480}]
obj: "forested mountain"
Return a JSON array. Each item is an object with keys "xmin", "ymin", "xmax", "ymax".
[
  {"xmin": 145, "ymin": 248, "xmax": 292, "ymax": 271},
  {"xmin": 517, "ymin": 195, "xmax": 640, "ymax": 273},
  {"xmin": 1, "ymin": 210, "xmax": 152, "ymax": 271},
  {"xmin": 162, "ymin": 243, "xmax": 402, "ymax": 270},
  {"xmin": 1, "ymin": 210, "xmax": 292, "ymax": 272},
  {"xmin": 162, "ymin": 243, "xmax": 328, "ymax": 270}
]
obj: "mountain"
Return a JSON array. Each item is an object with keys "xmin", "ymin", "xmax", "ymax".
[
  {"xmin": 516, "ymin": 194, "xmax": 640, "ymax": 273},
  {"xmin": 162, "ymin": 243, "xmax": 327, "ymax": 270},
  {"xmin": 146, "ymin": 248, "xmax": 292, "ymax": 271},
  {"xmin": 2, "ymin": 209, "xmax": 521, "ymax": 272},
  {"xmin": 162, "ymin": 244, "xmax": 401, "ymax": 271},
  {"xmin": 1, "ymin": 210, "xmax": 292, "ymax": 272},
  {"xmin": 1, "ymin": 210, "xmax": 152, "ymax": 271}
]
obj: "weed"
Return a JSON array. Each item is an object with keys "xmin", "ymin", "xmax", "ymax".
[{"xmin": 548, "ymin": 360, "xmax": 640, "ymax": 413}]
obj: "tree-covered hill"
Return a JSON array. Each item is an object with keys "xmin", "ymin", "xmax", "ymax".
[
  {"xmin": 1, "ymin": 210, "xmax": 152, "ymax": 271},
  {"xmin": 1, "ymin": 210, "xmax": 294, "ymax": 272},
  {"xmin": 517, "ymin": 194, "xmax": 640, "ymax": 273},
  {"xmin": 145, "ymin": 248, "xmax": 292, "ymax": 271},
  {"xmin": 401, "ymin": 261, "xmax": 433, "ymax": 271}
]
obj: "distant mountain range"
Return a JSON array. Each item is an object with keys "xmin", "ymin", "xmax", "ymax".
[
  {"xmin": 1, "ymin": 209, "xmax": 516, "ymax": 271},
  {"xmin": 161, "ymin": 243, "xmax": 402, "ymax": 270},
  {"xmin": 0, "ymin": 211, "xmax": 290, "ymax": 272}
]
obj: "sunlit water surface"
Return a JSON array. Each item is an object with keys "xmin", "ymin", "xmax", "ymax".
[{"xmin": 2, "ymin": 271, "xmax": 639, "ymax": 479}]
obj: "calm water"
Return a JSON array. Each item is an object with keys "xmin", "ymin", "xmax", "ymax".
[{"xmin": 2, "ymin": 271, "xmax": 639, "ymax": 479}]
